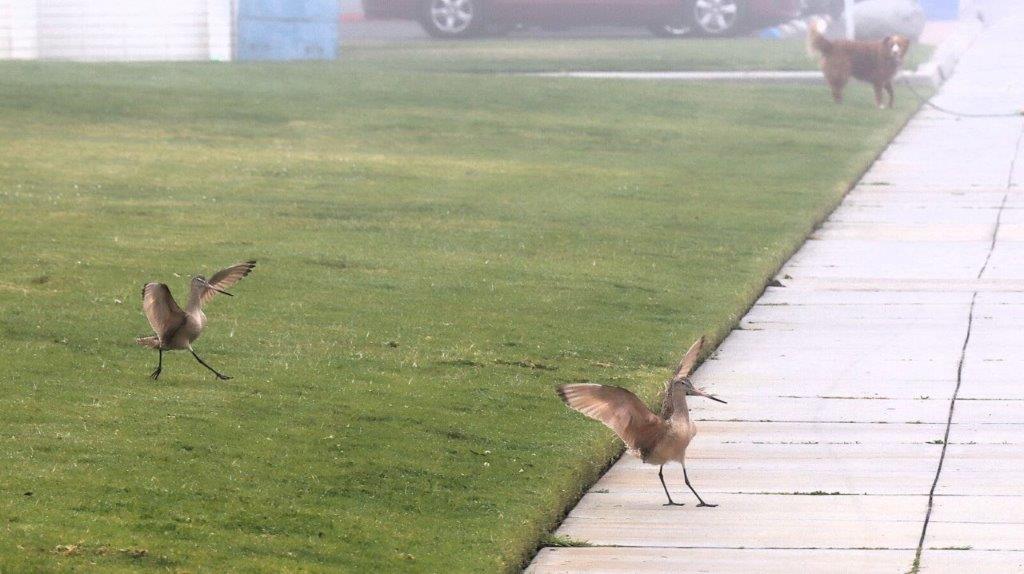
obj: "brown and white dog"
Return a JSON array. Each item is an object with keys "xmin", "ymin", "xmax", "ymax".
[{"xmin": 807, "ymin": 21, "xmax": 911, "ymax": 109}]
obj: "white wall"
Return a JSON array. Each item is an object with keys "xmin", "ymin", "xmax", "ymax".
[
  {"xmin": 0, "ymin": 0, "xmax": 234, "ymax": 61},
  {"xmin": 1, "ymin": 0, "xmax": 40, "ymax": 58}
]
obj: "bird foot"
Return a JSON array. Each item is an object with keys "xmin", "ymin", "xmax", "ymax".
[
  {"xmin": 662, "ymin": 502, "xmax": 685, "ymax": 507},
  {"xmin": 149, "ymin": 367, "xmax": 162, "ymax": 380},
  {"xmin": 216, "ymin": 374, "xmax": 232, "ymax": 381},
  {"xmin": 697, "ymin": 503, "xmax": 718, "ymax": 508}
]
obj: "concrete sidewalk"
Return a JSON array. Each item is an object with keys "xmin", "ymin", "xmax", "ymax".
[
  {"xmin": 528, "ymin": 4, "xmax": 1024, "ymax": 574},
  {"xmin": 530, "ymin": 70, "xmax": 933, "ymax": 86}
]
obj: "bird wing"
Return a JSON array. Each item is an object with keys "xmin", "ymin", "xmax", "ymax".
[
  {"xmin": 660, "ymin": 384, "xmax": 675, "ymax": 420},
  {"xmin": 663, "ymin": 336, "xmax": 706, "ymax": 419},
  {"xmin": 200, "ymin": 260, "xmax": 256, "ymax": 305},
  {"xmin": 672, "ymin": 336, "xmax": 705, "ymax": 382},
  {"xmin": 557, "ymin": 384, "xmax": 665, "ymax": 455},
  {"xmin": 142, "ymin": 283, "xmax": 186, "ymax": 343}
]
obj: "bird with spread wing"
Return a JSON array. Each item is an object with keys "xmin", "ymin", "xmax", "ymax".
[
  {"xmin": 557, "ymin": 336, "xmax": 726, "ymax": 507},
  {"xmin": 136, "ymin": 261, "xmax": 256, "ymax": 380}
]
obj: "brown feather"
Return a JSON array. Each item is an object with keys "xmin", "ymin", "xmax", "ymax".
[
  {"xmin": 660, "ymin": 383, "xmax": 676, "ymax": 421},
  {"xmin": 200, "ymin": 260, "xmax": 256, "ymax": 305},
  {"xmin": 672, "ymin": 336, "xmax": 704, "ymax": 382},
  {"xmin": 135, "ymin": 336, "xmax": 161, "ymax": 349},
  {"xmin": 663, "ymin": 336, "xmax": 705, "ymax": 419},
  {"xmin": 141, "ymin": 282, "xmax": 186, "ymax": 346},
  {"xmin": 557, "ymin": 384, "xmax": 666, "ymax": 459}
]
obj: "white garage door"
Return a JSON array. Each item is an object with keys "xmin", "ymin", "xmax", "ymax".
[{"xmin": 0, "ymin": 0, "xmax": 233, "ymax": 61}]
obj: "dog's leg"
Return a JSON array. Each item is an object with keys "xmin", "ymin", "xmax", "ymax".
[
  {"xmin": 831, "ymin": 84, "xmax": 844, "ymax": 103},
  {"xmin": 885, "ymin": 82, "xmax": 895, "ymax": 108},
  {"xmin": 828, "ymin": 76, "xmax": 846, "ymax": 104},
  {"xmin": 825, "ymin": 67, "xmax": 847, "ymax": 104},
  {"xmin": 873, "ymin": 83, "xmax": 886, "ymax": 109}
]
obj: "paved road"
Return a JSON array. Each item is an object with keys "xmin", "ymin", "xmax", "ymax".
[{"xmin": 528, "ymin": 3, "xmax": 1024, "ymax": 573}]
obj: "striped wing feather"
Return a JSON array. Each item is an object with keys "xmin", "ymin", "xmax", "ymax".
[
  {"xmin": 557, "ymin": 384, "xmax": 666, "ymax": 457},
  {"xmin": 200, "ymin": 260, "xmax": 256, "ymax": 305},
  {"xmin": 672, "ymin": 336, "xmax": 705, "ymax": 382},
  {"xmin": 142, "ymin": 283, "xmax": 186, "ymax": 344},
  {"xmin": 663, "ymin": 336, "xmax": 705, "ymax": 419}
]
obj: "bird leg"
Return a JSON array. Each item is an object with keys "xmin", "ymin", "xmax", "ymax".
[
  {"xmin": 190, "ymin": 349, "xmax": 232, "ymax": 380},
  {"xmin": 682, "ymin": 461, "xmax": 717, "ymax": 508},
  {"xmin": 659, "ymin": 465, "xmax": 684, "ymax": 506},
  {"xmin": 150, "ymin": 349, "xmax": 163, "ymax": 380}
]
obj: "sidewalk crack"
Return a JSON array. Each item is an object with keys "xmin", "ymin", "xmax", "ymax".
[
  {"xmin": 911, "ymin": 120, "xmax": 1024, "ymax": 574},
  {"xmin": 910, "ymin": 291, "xmax": 976, "ymax": 574}
]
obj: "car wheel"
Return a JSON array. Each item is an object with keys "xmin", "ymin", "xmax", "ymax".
[
  {"xmin": 649, "ymin": 0, "xmax": 744, "ymax": 38},
  {"xmin": 419, "ymin": 0, "xmax": 486, "ymax": 39},
  {"xmin": 687, "ymin": 0, "xmax": 745, "ymax": 37}
]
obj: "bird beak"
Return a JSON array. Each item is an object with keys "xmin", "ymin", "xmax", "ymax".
[{"xmin": 690, "ymin": 386, "xmax": 727, "ymax": 404}]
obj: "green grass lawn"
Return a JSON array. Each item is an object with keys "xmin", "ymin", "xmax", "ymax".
[
  {"xmin": 0, "ymin": 43, "xmax": 924, "ymax": 572},
  {"xmin": 344, "ymin": 37, "xmax": 932, "ymax": 73}
]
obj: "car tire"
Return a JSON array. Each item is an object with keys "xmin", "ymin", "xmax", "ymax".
[
  {"xmin": 419, "ymin": 0, "xmax": 487, "ymax": 39},
  {"xmin": 649, "ymin": 0, "xmax": 745, "ymax": 38}
]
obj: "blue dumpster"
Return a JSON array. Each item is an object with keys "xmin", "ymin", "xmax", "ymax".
[
  {"xmin": 919, "ymin": 0, "xmax": 959, "ymax": 20},
  {"xmin": 237, "ymin": 0, "xmax": 339, "ymax": 61}
]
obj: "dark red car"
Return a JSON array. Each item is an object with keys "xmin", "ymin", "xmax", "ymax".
[{"xmin": 363, "ymin": 0, "xmax": 802, "ymax": 39}]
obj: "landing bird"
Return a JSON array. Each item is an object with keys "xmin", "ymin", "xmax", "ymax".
[
  {"xmin": 136, "ymin": 261, "xmax": 256, "ymax": 381},
  {"xmin": 557, "ymin": 337, "xmax": 725, "ymax": 507}
]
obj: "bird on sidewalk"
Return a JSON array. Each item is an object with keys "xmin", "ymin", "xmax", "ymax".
[
  {"xmin": 136, "ymin": 261, "xmax": 256, "ymax": 381},
  {"xmin": 557, "ymin": 336, "xmax": 725, "ymax": 507}
]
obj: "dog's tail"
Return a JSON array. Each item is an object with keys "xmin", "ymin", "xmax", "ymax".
[{"xmin": 806, "ymin": 18, "xmax": 832, "ymax": 57}]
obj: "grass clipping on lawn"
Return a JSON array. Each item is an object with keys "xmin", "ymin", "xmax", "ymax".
[{"xmin": 0, "ymin": 51, "xmax": 920, "ymax": 572}]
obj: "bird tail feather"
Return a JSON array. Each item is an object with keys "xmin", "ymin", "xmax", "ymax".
[{"xmin": 136, "ymin": 336, "xmax": 161, "ymax": 349}]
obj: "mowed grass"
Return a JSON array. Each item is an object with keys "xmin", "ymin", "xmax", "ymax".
[
  {"xmin": 344, "ymin": 37, "xmax": 932, "ymax": 73},
  {"xmin": 0, "ymin": 46, "xmax": 922, "ymax": 572}
]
